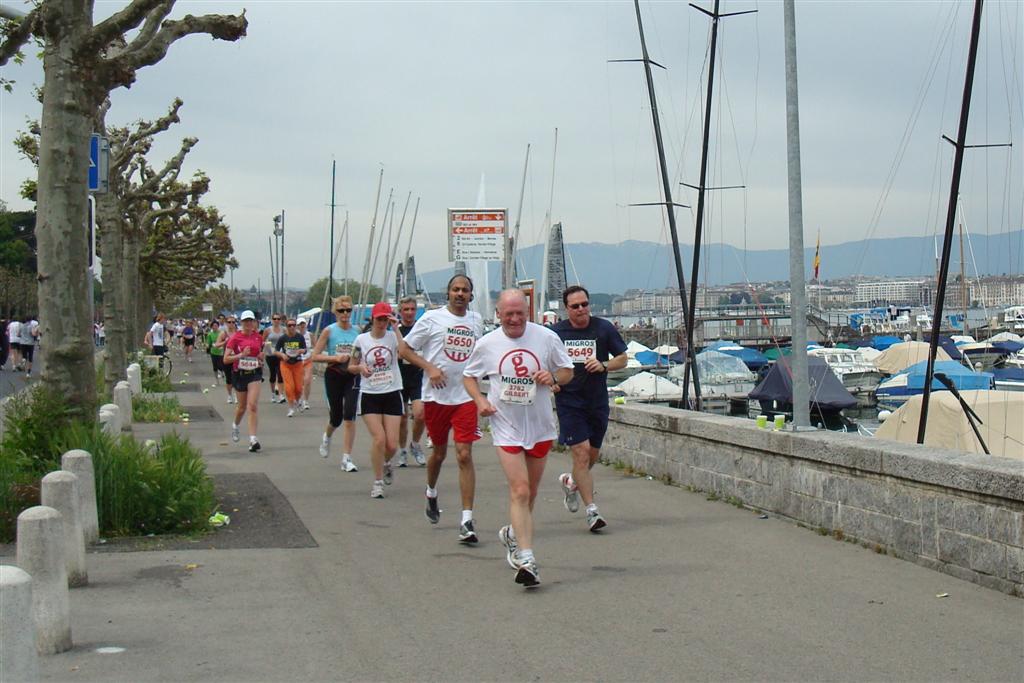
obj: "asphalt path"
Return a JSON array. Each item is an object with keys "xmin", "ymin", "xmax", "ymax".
[{"xmin": 34, "ymin": 349, "xmax": 1024, "ymax": 682}]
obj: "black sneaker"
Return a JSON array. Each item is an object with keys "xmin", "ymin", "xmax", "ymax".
[
  {"xmin": 248, "ymin": 440, "xmax": 261, "ymax": 453},
  {"xmin": 458, "ymin": 520, "xmax": 478, "ymax": 544},
  {"xmin": 425, "ymin": 491, "xmax": 440, "ymax": 524}
]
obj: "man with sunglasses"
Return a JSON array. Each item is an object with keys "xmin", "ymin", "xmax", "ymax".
[
  {"xmin": 551, "ymin": 285, "xmax": 628, "ymax": 532},
  {"xmin": 311, "ymin": 295, "xmax": 361, "ymax": 472}
]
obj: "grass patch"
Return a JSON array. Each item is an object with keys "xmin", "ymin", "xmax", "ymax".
[
  {"xmin": 142, "ymin": 365, "xmax": 173, "ymax": 393},
  {"xmin": 132, "ymin": 395, "xmax": 185, "ymax": 423}
]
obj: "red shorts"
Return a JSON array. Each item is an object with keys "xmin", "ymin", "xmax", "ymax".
[
  {"xmin": 423, "ymin": 401, "xmax": 480, "ymax": 446},
  {"xmin": 499, "ymin": 440, "xmax": 554, "ymax": 459}
]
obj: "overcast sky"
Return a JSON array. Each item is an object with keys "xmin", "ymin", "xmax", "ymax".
[{"xmin": 0, "ymin": 0, "xmax": 1021, "ymax": 292}]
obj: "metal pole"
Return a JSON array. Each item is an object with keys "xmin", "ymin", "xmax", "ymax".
[
  {"xmin": 268, "ymin": 235, "xmax": 277, "ymax": 315},
  {"xmin": 629, "ymin": 0, "xmax": 702, "ymax": 407},
  {"xmin": 507, "ymin": 144, "xmax": 531, "ymax": 289},
  {"xmin": 918, "ymin": 0, "xmax": 985, "ymax": 443},
  {"xmin": 538, "ymin": 129, "xmax": 558, "ymax": 319},
  {"xmin": 330, "ymin": 161, "xmax": 336, "ymax": 299},
  {"xmin": 783, "ymin": 0, "xmax": 810, "ymax": 428},
  {"xmin": 280, "ymin": 210, "xmax": 285, "ymax": 316},
  {"xmin": 402, "ymin": 197, "xmax": 420, "ymax": 296},
  {"xmin": 357, "ymin": 170, "xmax": 385, "ymax": 322}
]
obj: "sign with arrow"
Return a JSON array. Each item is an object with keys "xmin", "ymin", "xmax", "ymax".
[
  {"xmin": 448, "ymin": 208, "xmax": 506, "ymax": 262},
  {"xmin": 89, "ymin": 134, "xmax": 109, "ymax": 193}
]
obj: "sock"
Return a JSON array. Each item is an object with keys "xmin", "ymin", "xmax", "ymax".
[
  {"xmin": 567, "ymin": 473, "xmax": 577, "ymax": 490},
  {"xmin": 250, "ymin": 435, "xmax": 258, "ymax": 444},
  {"xmin": 426, "ymin": 486, "xmax": 438, "ymax": 498},
  {"xmin": 322, "ymin": 433, "xmax": 330, "ymax": 443},
  {"xmin": 374, "ymin": 479, "xmax": 384, "ymax": 486},
  {"xmin": 232, "ymin": 422, "xmax": 239, "ymax": 429},
  {"xmin": 461, "ymin": 509, "xmax": 473, "ymax": 524},
  {"xmin": 586, "ymin": 503, "xmax": 598, "ymax": 514},
  {"xmin": 399, "ymin": 448, "xmax": 407, "ymax": 456},
  {"xmin": 518, "ymin": 548, "xmax": 535, "ymax": 563}
]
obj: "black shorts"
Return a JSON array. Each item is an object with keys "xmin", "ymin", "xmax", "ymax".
[
  {"xmin": 401, "ymin": 376, "xmax": 422, "ymax": 403},
  {"xmin": 233, "ymin": 369, "xmax": 263, "ymax": 393},
  {"xmin": 20, "ymin": 344, "xmax": 34, "ymax": 362},
  {"xmin": 10, "ymin": 342, "xmax": 21, "ymax": 352},
  {"xmin": 212, "ymin": 354, "xmax": 225, "ymax": 373},
  {"xmin": 153, "ymin": 345, "xmax": 167, "ymax": 357},
  {"xmin": 556, "ymin": 400, "xmax": 610, "ymax": 449},
  {"xmin": 325, "ymin": 369, "xmax": 359, "ymax": 427},
  {"xmin": 184, "ymin": 337, "xmax": 195, "ymax": 347},
  {"xmin": 358, "ymin": 390, "xmax": 405, "ymax": 417}
]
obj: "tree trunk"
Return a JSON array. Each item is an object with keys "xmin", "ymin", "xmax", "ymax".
[
  {"xmin": 122, "ymin": 226, "xmax": 143, "ymax": 347},
  {"xmin": 96, "ymin": 194, "xmax": 126, "ymax": 392},
  {"xmin": 35, "ymin": 13, "xmax": 97, "ymax": 418}
]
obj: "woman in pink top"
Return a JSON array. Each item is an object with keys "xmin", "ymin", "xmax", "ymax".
[{"xmin": 223, "ymin": 310, "xmax": 265, "ymax": 452}]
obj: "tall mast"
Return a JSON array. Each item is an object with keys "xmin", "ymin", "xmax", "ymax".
[
  {"xmin": 918, "ymin": 0, "xmax": 986, "ymax": 443},
  {"xmin": 357, "ymin": 168, "xmax": 385, "ymax": 321},
  {"xmin": 538, "ymin": 129, "xmax": 558, "ymax": 319},
  {"xmin": 329, "ymin": 159, "xmax": 337, "ymax": 299},
  {"xmin": 681, "ymin": 0, "xmax": 755, "ymax": 406},
  {"xmin": 402, "ymin": 197, "xmax": 421, "ymax": 296},
  {"xmin": 506, "ymin": 144, "xmax": 531, "ymax": 290},
  {"xmin": 614, "ymin": 0, "xmax": 702, "ymax": 407},
  {"xmin": 382, "ymin": 191, "xmax": 412, "ymax": 296}
]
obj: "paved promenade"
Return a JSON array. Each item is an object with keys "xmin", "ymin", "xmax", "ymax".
[{"xmin": 38, "ymin": 351, "xmax": 1024, "ymax": 682}]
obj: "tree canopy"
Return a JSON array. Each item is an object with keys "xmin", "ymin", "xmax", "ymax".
[{"xmin": 305, "ymin": 278, "xmax": 385, "ymax": 310}]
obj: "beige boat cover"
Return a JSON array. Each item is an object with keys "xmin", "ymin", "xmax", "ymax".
[
  {"xmin": 872, "ymin": 341, "xmax": 951, "ymax": 375},
  {"xmin": 875, "ymin": 390, "xmax": 1024, "ymax": 460}
]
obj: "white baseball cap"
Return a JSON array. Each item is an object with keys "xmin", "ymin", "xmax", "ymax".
[
  {"xmin": 240, "ymin": 310, "xmax": 256, "ymax": 321},
  {"xmin": 297, "ymin": 316, "xmax": 308, "ymax": 325}
]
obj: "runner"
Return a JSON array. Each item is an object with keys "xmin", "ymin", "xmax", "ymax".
[
  {"xmin": 311, "ymin": 295, "xmax": 360, "ymax": 472},
  {"xmin": 6, "ymin": 317, "xmax": 21, "ymax": 371},
  {"xmin": 551, "ymin": 285, "xmax": 628, "ymax": 532},
  {"xmin": 181, "ymin": 320, "xmax": 197, "ymax": 363},
  {"xmin": 223, "ymin": 310, "xmax": 264, "ymax": 452},
  {"xmin": 396, "ymin": 296, "xmax": 426, "ymax": 468},
  {"xmin": 145, "ymin": 313, "xmax": 168, "ymax": 357},
  {"xmin": 20, "ymin": 314, "xmax": 38, "ymax": 378},
  {"xmin": 206, "ymin": 320, "xmax": 224, "ymax": 384},
  {"xmin": 263, "ymin": 313, "xmax": 286, "ymax": 404},
  {"xmin": 350, "ymin": 302, "xmax": 405, "ymax": 498},
  {"xmin": 215, "ymin": 316, "xmax": 238, "ymax": 403},
  {"xmin": 400, "ymin": 275, "xmax": 485, "ymax": 542},
  {"xmin": 274, "ymin": 318, "xmax": 307, "ymax": 417},
  {"xmin": 297, "ymin": 317, "xmax": 314, "ymax": 411},
  {"xmin": 463, "ymin": 288, "xmax": 573, "ymax": 587}
]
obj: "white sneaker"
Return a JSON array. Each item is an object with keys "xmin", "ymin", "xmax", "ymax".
[
  {"xmin": 301, "ymin": 400, "xmax": 310, "ymax": 411},
  {"xmin": 226, "ymin": 396, "xmax": 233, "ymax": 404},
  {"xmin": 383, "ymin": 461, "xmax": 394, "ymax": 485},
  {"xmin": 411, "ymin": 442, "xmax": 426, "ymax": 466},
  {"xmin": 559, "ymin": 472, "xmax": 580, "ymax": 514},
  {"xmin": 319, "ymin": 435, "xmax": 330, "ymax": 458},
  {"xmin": 287, "ymin": 408, "xmax": 295, "ymax": 418},
  {"xmin": 341, "ymin": 455, "xmax": 358, "ymax": 472},
  {"xmin": 370, "ymin": 481, "xmax": 385, "ymax": 499},
  {"xmin": 231, "ymin": 424, "xmax": 240, "ymax": 443},
  {"xmin": 397, "ymin": 449, "xmax": 408, "ymax": 468}
]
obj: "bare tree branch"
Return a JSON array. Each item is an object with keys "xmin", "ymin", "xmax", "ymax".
[
  {"xmin": 0, "ymin": 9, "xmax": 40, "ymax": 67},
  {"xmin": 123, "ymin": 1, "xmax": 174, "ymax": 54},
  {"xmin": 85, "ymin": 0, "xmax": 168, "ymax": 55}
]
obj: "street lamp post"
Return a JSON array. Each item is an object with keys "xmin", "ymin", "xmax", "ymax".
[{"xmin": 273, "ymin": 212, "xmax": 285, "ymax": 315}]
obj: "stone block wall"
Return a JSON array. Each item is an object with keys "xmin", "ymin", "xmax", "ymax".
[{"xmin": 603, "ymin": 404, "xmax": 1024, "ymax": 596}]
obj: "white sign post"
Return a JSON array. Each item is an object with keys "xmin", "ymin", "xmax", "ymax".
[{"xmin": 448, "ymin": 209, "xmax": 507, "ymax": 262}]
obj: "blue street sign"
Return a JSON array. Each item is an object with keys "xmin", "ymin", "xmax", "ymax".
[{"xmin": 88, "ymin": 134, "xmax": 109, "ymax": 193}]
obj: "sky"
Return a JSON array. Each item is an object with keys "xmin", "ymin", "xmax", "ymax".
[{"xmin": 0, "ymin": 0, "xmax": 1021, "ymax": 293}]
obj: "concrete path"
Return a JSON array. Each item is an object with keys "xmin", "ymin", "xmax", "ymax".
[{"xmin": 40, "ymin": 350, "xmax": 1024, "ymax": 682}]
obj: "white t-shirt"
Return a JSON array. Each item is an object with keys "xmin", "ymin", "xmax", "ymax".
[
  {"xmin": 463, "ymin": 322, "xmax": 573, "ymax": 449},
  {"xmin": 20, "ymin": 321, "xmax": 36, "ymax": 346},
  {"xmin": 353, "ymin": 330, "xmax": 403, "ymax": 395},
  {"xmin": 403, "ymin": 306, "xmax": 484, "ymax": 405},
  {"xmin": 150, "ymin": 322, "xmax": 165, "ymax": 347},
  {"xmin": 300, "ymin": 331, "xmax": 313, "ymax": 361},
  {"xmin": 8, "ymin": 320, "xmax": 21, "ymax": 343}
]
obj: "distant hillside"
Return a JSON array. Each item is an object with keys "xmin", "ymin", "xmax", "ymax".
[{"xmin": 420, "ymin": 229, "xmax": 1023, "ymax": 293}]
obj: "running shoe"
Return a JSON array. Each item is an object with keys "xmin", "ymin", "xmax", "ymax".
[
  {"xmin": 287, "ymin": 408, "xmax": 295, "ymax": 418},
  {"xmin": 425, "ymin": 491, "xmax": 440, "ymax": 524},
  {"xmin": 248, "ymin": 439, "xmax": 261, "ymax": 453},
  {"xmin": 231, "ymin": 424, "xmax": 240, "ymax": 443},
  {"xmin": 559, "ymin": 472, "xmax": 580, "ymax": 514},
  {"xmin": 383, "ymin": 461, "xmax": 393, "ymax": 485},
  {"xmin": 301, "ymin": 400, "xmax": 310, "ymax": 411},
  {"xmin": 226, "ymin": 396, "xmax": 233, "ymax": 404},
  {"xmin": 411, "ymin": 442, "xmax": 426, "ymax": 466},
  {"xmin": 397, "ymin": 449, "xmax": 408, "ymax": 468},
  {"xmin": 498, "ymin": 525, "xmax": 518, "ymax": 568},
  {"xmin": 370, "ymin": 481, "xmax": 385, "ymax": 499},
  {"xmin": 319, "ymin": 435, "xmax": 330, "ymax": 458},
  {"xmin": 459, "ymin": 520, "xmax": 478, "ymax": 544},
  {"xmin": 587, "ymin": 509, "xmax": 607, "ymax": 532},
  {"xmin": 340, "ymin": 455, "xmax": 358, "ymax": 472},
  {"xmin": 514, "ymin": 557, "xmax": 540, "ymax": 588}
]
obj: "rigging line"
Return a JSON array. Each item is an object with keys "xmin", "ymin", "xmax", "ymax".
[
  {"xmin": 853, "ymin": 1, "xmax": 961, "ymax": 277},
  {"xmin": 646, "ymin": 0, "xmax": 687, "ymax": 182}
]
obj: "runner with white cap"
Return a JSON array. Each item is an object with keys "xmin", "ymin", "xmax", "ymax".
[{"xmin": 223, "ymin": 310, "xmax": 265, "ymax": 452}]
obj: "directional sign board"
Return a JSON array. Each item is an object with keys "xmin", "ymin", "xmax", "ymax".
[
  {"xmin": 89, "ymin": 134, "xmax": 110, "ymax": 193},
  {"xmin": 448, "ymin": 208, "xmax": 507, "ymax": 262}
]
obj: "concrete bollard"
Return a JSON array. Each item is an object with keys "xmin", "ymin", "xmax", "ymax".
[
  {"xmin": 99, "ymin": 403, "xmax": 121, "ymax": 435},
  {"xmin": 126, "ymin": 363, "xmax": 142, "ymax": 394},
  {"xmin": 113, "ymin": 380, "xmax": 133, "ymax": 430},
  {"xmin": 16, "ymin": 506, "xmax": 72, "ymax": 655},
  {"xmin": 0, "ymin": 565, "xmax": 40, "ymax": 682},
  {"xmin": 40, "ymin": 472, "xmax": 87, "ymax": 588},
  {"xmin": 62, "ymin": 450, "xmax": 99, "ymax": 544}
]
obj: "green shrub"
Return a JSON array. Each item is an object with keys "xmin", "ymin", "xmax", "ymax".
[
  {"xmin": 56, "ymin": 424, "xmax": 214, "ymax": 537},
  {"xmin": 132, "ymin": 395, "xmax": 184, "ymax": 423},
  {"xmin": 141, "ymin": 365, "xmax": 173, "ymax": 393},
  {"xmin": 0, "ymin": 385, "xmax": 81, "ymax": 476}
]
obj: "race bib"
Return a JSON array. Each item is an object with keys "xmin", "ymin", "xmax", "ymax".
[
  {"xmin": 286, "ymin": 346, "xmax": 300, "ymax": 358},
  {"xmin": 365, "ymin": 345, "xmax": 394, "ymax": 389},
  {"xmin": 367, "ymin": 368, "xmax": 392, "ymax": 390},
  {"xmin": 564, "ymin": 339, "xmax": 596, "ymax": 364},
  {"xmin": 334, "ymin": 343, "xmax": 352, "ymax": 356},
  {"xmin": 499, "ymin": 376, "xmax": 536, "ymax": 405},
  {"xmin": 443, "ymin": 325, "xmax": 476, "ymax": 362},
  {"xmin": 238, "ymin": 357, "xmax": 260, "ymax": 371}
]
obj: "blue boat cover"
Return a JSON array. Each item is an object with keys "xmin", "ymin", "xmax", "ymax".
[
  {"xmin": 749, "ymin": 356, "xmax": 857, "ymax": 410},
  {"xmin": 871, "ymin": 335, "xmax": 902, "ymax": 351},
  {"xmin": 716, "ymin": 345, "xmax": 769, "ymax": 370},
  {"xmin": 902, "ymin": 360, "xmax": 993, "ymax": 391},
  {"xmin": 992, "ymin": 367, "xmax": 1024, "ymax": 381}
]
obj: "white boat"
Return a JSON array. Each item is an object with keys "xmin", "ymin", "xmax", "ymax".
[
  {"xmin": 1001, "ymin": 306, "xmax": 1024, "ymax": 332},
  {"xmin": 808, "ymin": 347, "xmax": 883, "ymax": 406}
]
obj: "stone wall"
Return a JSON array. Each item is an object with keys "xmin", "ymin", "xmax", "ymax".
[{"xmin": 603, "ymin": 404, "xmax": 1024, "ymax": 596}]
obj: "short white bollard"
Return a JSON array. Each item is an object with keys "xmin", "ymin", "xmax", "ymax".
[
  {"xmin": 113, "ymin": 380, "xmax": 133, "ymax": 430},
  {"xmin": 16, "ymin": 506, "xmax": 72, "ymax": 655},
  {"xmin": 0, "ymin": 565, "xmax": 39, "ymax": 682},
  {"xmin": 99, "ymin": 403, "xmax": 121, "ymax": 435},
  {"xmin": 40, "ymin": 472, "xmax": 87, "ymax": 588},
  {"xmin": 126, "ymin": 363, "xmax": 142, "ymax": 394},
  {"xmin": 62, "ymin": 450, "xmax": 99, "ymax": 544}
]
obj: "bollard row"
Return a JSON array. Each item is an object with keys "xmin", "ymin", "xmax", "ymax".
[
  {"xmin": 40, "ymin": 471, "xmax": 87, "ymax": 588},
  {"xmin": 16, "ymin": 506, "xmax": 72, "ymax": 655}
]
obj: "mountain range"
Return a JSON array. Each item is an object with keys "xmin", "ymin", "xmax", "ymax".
[{"xmin": 420, "ymin": 229, "xmax": 1023, "ymax": 294}]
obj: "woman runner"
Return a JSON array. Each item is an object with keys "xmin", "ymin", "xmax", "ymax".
[{"xmin": 224, "ymin": 310, "xmax": 265, "ymax": 451}]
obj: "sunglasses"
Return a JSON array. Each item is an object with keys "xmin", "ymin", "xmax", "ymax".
[
  {"xmin": 272, "ymin": 317, "xmax": 281, "ymax": 321},
  {"xmin": 568, "ymin": 301, "xmax": 590, "ymax": 310},
  {"xmin": 227, "ymin": 319, "xmax": 237, "ymax": 323},
  {"xmin": 335, "ymin": 308, "xmax": 352, "ymax": 314}
]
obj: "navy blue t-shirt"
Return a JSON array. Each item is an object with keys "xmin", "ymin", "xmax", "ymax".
[{"xmin": 551, "ymin": 316, "xmax": 627, "ymax": 407}]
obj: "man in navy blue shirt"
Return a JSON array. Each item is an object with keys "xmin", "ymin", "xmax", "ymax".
[{"xmin": 551, "ymin": 285, "xmax": 628, "ymax": 531}]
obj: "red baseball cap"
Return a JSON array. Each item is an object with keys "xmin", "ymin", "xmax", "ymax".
[{"xmin": 371, "ymin": 302, "xmax": 393, "ymax": 319}]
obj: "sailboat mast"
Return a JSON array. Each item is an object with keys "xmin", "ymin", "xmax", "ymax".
[
  {"xmin": 625, "ymin": 0, "xmax": 702, "ymax": 407},
  {"xmin": 382, "ymin": 191, "xmax": 412, "ymax": 297},
  {"xmin": 538, "ymin": 129, "xmax": 558, "ymax": 319},
  {"xmin": 402, "ymin": 197, "xmax": 421, "ymax": 296},
  {"xmin": 959, "ymin": 214, "xmax": 968, "ymax": 336},
  {"xmin": 329, "ymin": 159, "xmax": 337, "ymax": 299},
  {"xmin": 357, "ymin": 169, "xmax": 385, "ymax": 321},
  {"xmin": 506, "ymin": 144, "xmax": 531, "ymax": 290},
  {"xmin": 917, "ymin": 0, "xmax": 985, "ymax": 444}
]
